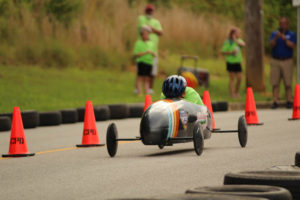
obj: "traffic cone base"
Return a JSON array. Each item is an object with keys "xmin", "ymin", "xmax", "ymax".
[
  {"xmin": 288, "ymin": 118, "xmax": 300, "ymax": 121},
  {"xmin": 2, "ymin": 153, "xmax": 35, "ymax": 158},
  {"xmin": 76, "ymin": 144, "xmax": 105, "ymax": 148}
]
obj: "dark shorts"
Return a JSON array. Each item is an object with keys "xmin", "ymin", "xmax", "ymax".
[
  {"xmin": 226, "ymin": 62, "xmax": 242, "ymax": 72},
  {"xmin": 137, "ymin": 62, "xmax": 152, "ymax": 76}
]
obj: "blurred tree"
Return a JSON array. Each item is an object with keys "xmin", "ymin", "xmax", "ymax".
[{"xmin": 245, "ymin": 0, "xmax": 265, "ymax": 92}]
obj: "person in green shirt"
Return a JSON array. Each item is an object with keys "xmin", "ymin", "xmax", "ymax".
[
  {"xmin": 221, "ymin": 27, "xmax": 245, "ymax": 98},
  {"xmin": 161, "ymin": 75, "xmax": 204, "ymax": 106},
  {"xmin": 137, "ymin": 4, "xmax": 163, "ymax": 94},
  {"xmin": 133, "ymin": 26, "xmax": 156, "ymax": 96}
]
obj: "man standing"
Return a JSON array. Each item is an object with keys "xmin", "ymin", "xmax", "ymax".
[
  {"xmin": 137, "ymin": 4, "xmax": 163, "ymax": 94},
  {"xmin": 270, "ymin": 17, "xmax": 297, "ymax": 109}
]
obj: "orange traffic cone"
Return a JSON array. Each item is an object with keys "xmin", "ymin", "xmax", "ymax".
[
  {"xmin": 202, "ymin": 90, "xmax": 218, "ymax": 130},
  {"xmin": 2, "ymin": 107, "xmax": 35, "ymax": 157},
  {"xmin": 76, "ymin": 101, "xmax": 104, "ymax": 147},
  {"xmin": 289, "ymin": 84, "xmax": 300, "ymax": 120},
  {"xmin": 144, "ymin": 94, "xmax": 152, "ymax": 111},
  {"xmin": 245, "ymin": 87, "xmax": 263, "ymax": 125}
]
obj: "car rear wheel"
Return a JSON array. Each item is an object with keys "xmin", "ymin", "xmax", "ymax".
[{"xmin": 193, "ymin": 122, "xmax": 204, "ymax": 156}]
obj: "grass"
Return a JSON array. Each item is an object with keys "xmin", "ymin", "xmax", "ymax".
[
  {"xmin": 0, "ymin": 57, "xmax": 297, "ymax": 113},
  {"xmin": 0, "ymin": 65, "xmax": 164, "ymax": 113}
]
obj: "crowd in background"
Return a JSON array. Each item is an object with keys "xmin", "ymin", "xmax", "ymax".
[{"xmin": 132, "ymin": 4, "xmax": 297, "ymax": 109}]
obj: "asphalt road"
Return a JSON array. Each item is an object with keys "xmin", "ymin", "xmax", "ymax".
[{"xmin": 0, "ymin": 109, "xmax": 299, "ymax": 200}]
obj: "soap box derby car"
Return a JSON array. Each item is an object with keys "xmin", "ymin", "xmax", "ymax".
[{"xmin": 106, "ymin": 99, "xmax": 247, "ymax": 157}]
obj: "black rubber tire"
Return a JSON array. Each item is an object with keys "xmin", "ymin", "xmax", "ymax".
[
  {"xmin": 115, "ymin": 194, "xmax": 269, "ymax": 200},
  {"xmin": 238, "ymin": 115, "xmax": 248, "ymax": 148},
  {"xmin": 212, "ymin": 102, "xmax": 218, "ymax": 112},
  {"xmin": 203, "ymin": 109, "xmax": 212, "ymax": 139},
  {"xmin": 193, "ymin": 122, "xmax": 204, "ymax": 156},
  {"xmin": 266, "ymin": 165, "xmax": 300, "ymax": 171},
  {"xmin": 0, "ymin": 111, "xmax": 39, "ymax": 129},
  {"xmin": 107, "ymin": 123, "xmax": 118, "ymax": 157},
  {"xmin": 0, "ymin": 116, "xmax": 11, "ymax": 131},
  {"xmin": 61, "ymin": 109, "xmax": 78, "ymax": 124},
  {"xmin": 158, "ymin": 144, "xmax": 164, "ymax": 149},
  {"xmin": 76, "ymin": 107, "xmax": 85, "ymax": 122},
  {"xmin": 39, "ymin": 111, "xmax": 62, "ymax": 126},
  {"xmin": 296, "ymin": 152, "xmax": 300, "ymax": 167},
  {"xmin": 94, "ymin": 106, "xmax": 110, "ymax": 121},
  {"xmin": 0, "ymin": 112, "xmax": 12, "ymax": 118},
  {"xmin": 128, "ymin": 103, "xmax": 144, "ymax": 118},
  {"xmin": 186, "ymin": 185, "xmax": 292, "ymax": 200},
  {"xmin": 21, "ymin": 110, "xmax": 40, "ymax": 128},
  {"xmin": 224, "ymin": 170, "xmax": 300, "ymax": 200},
  {"xmin": 109, "ymin": 104, "xmax": 130, "ymax": 119},
  {"xmin": 217, "ymin": 101, "xmax": 229, "ymax": 111}
]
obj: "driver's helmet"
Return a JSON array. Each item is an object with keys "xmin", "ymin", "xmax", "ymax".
[{"xmin": 162, "ymin": 75, "xmax": 187, "ymax": 98}]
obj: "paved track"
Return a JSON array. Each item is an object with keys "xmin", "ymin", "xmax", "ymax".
[{"xmin": 0, "ymin": 109, "xmax": 299, "ymax": 199}]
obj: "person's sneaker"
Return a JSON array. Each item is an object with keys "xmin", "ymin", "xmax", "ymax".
[
  {"xmin": 148, "ymin": 89, "xmax": 154, "ymax": 95},
  {"xmin": 286, "ymin": 101, "xmax": 293, "ymax": 109},
  {"xmin": 271, "ymin": 102, "xmax": 278, "ymax": 109}
]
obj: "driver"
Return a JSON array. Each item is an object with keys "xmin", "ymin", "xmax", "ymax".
[{"xmin": 161, "ymin": 75, "xmax": 204, "ymax": 106}]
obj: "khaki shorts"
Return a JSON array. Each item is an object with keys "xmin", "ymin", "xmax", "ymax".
[
  {"xmin": 151, "ymin": 57, "xmax": 158, "ymax": 76},
  {"xmin": 270, "ymin": 58, "xmax": 294, "ymax": 87}
]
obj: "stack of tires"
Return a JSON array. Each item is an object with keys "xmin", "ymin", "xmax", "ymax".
[
  {"xmin": 0, "ymin": 101, "xmax": 228, "ymax": 131},
  {"xmin": 183, "ymin": 152, "xmax": 300, "ymax": 200}
]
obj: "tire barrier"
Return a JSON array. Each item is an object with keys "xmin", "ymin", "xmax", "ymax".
[
  {"xmin": 108, "ymin": 104, "xmax": 130, "ymax": 119},
  {"xmin": 296, "ymin": 152, "xmax": 300, "ymax": 167},
  {"xmin": 0, "ymin": 101, "xmax": 228, "ymax": 127},
  {"xmin": 39, "ymin": 111, "xmax": 62, "ymax": 126},
  {"xmin": 0, "ymin": 111, "xmax": 39, "ymax": 129},
  {"xmin": 212, "ymin": 102, "xmax": 218, "ymax": 112},
  {"xmin": 186, "ymin": 185, "xmax": 292, "ymax": 200},
  {"xmin": 76, "ymin": 107, "xmax": 85, "ymax": 122},
  {"xmin": 128, "ymin": 103, "xmax": 144, "ymax": 118},
  {"xmin": 61, "ymin": 109, "xmax": 78, "ymax": 124},
  {"xmin": 211, "ymin": 102, "xmax": 228, "ymax": 112},
  {"xmin": 0, "ymin": 112, "xmax": 12, "ymax": 118},
  {"xmin": 94, "ymin": 106, "xmax": 110, "ymax": 121},
  {"xmin": 0, "ymin": 116, "xmax": 11, "ymax": 131},
  {"xmin": 217, "ymin": 101, "xmax": 229, "ymax": 111},
  {"xmin": 21, "ymin": 110, "xmax": 39, "ymax": 128},
  {"xmin": 224, "ymin": 171, "xmax": 300, "ymax": 200}
]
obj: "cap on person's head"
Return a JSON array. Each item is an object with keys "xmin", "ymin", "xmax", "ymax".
[
  {"xmin": 140, "ymin": 25, "xmax": 152, "ymax": 34},
  {"xmin": 145, "ymin": 4, "xmax": 155, "ymax": 12}
]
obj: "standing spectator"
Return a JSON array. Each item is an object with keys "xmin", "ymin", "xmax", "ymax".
[
  {"xmin": 221, "ymin": 27, "xmax": 246, "ymax": 98},
  {"xmin": 136, "ymin": 4, "xmax": 163, "ymax": 94},
  {"xmin": 270, "ymin": 17, "xmax": 297, "ymax": 109},
  {"xmin": 133, "ymin": 26, "xmax": 156, "ymax": 96}
]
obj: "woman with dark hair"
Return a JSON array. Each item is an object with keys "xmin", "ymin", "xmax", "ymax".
[{"xmin": 221, "ymin": 27, "xmax": 246, "ymax": 98}]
